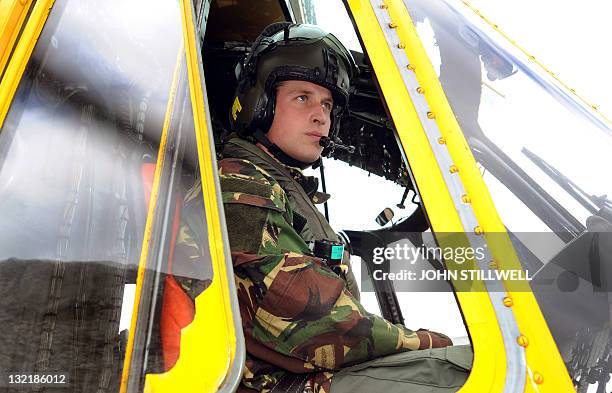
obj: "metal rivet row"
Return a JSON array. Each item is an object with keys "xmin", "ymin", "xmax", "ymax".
[{"xmin": 374, "ymin": 3, "xmax": 526, "ymax": 389}]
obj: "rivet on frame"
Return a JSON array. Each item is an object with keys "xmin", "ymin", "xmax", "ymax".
[
  {"xmin": 503, "ymin": 297, "xmax": 513, "ymax": 307},
  {"xmin": 461, "ymin": 194, "xmax": 471, "ymax": 203},
  {"xmin": 517, "ymin": 335, "xmax": 529, "ymax": 348},
  {"xmin": 474, "ymin": 226, "xmax": 484, "ymax": 235},
  {"xmin": 388, "ymin": 22, "xmax": 397, "ymax": 28},
  {"xmin": 426, "ymin": 111, "xmax": 435, "ymax": 119},
  {"xmin": 416, "ymin": 87, "xmax": 425, "ymax": 94},
  {"xmin": 449, "ymin": 165, "xmax": 458, "ymax": 174},
  {"xmin": 533, "ymin": 373, "xmax": 544, "ymax": 385}
]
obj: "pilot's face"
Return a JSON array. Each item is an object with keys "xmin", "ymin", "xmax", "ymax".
[{"xmin": 266, "ymin": 80, "xmax": 333, "ymax": 164}]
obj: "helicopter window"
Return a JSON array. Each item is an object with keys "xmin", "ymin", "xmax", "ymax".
[
  {"xmin": 0, "ymin": 0, "xmax": 215, "ymax": 390},
  {"xmin": 477, "ymin": 162, "xmax": 564, "ymax": 262},
  {"xmin": 408, "ymin": 0, "xmax": 612, "ymax": 389},
  {"xmin": 407, "ymin": 0, "xmax": 612, "ymax": 238}
]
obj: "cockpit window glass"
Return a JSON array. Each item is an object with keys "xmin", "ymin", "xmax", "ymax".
[
  {"xmin": 406, "ymin": 0, "xmax": 612, "ymax": 237},
  {"xmin": 0, "ymin": 0, "xmax": 214, "ymax": 389},
  {"xmin": 407, "ymin": 0, "xmax": 612, "ymax": 388}
]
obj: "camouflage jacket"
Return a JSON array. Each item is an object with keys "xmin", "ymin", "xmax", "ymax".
[{"xmin": 218, "ymin": 145, "xmax": 450, "ymax": 393}]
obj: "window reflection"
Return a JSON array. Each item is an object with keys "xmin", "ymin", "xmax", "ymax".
[
  {"xmin": 406, "ymin": 0, "xmax": 612, "ymax": 236},
  {"xmin": 407, "ymin": 0, "xmax": 612, "ymax": 389},
  {"xmin": 0, "ymin": 0, "xmax": 209, "ymax": 390}
]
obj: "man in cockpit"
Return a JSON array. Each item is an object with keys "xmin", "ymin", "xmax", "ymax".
[{"xmin": 184, "ymin": 22, "xmax": 472, "ymax": 393}]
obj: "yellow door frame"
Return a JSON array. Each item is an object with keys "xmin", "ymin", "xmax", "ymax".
[
  {"xmin": 346, "ymin": 0, "xmax": 575, "ymax": 391},
  {"xmin": 0, "ymin": 0, "xmax": 33, "ymax": 77},
  {"xmin": 0, "ymin": 0, "xmax": 55, "ymax": 130},
  {"xmin": 140, "ymin": 0, "xmax": 244, "ymax": 392}
]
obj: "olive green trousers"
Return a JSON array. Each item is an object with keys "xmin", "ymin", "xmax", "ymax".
[{"xmin": 330, "ymin": 345, "xmax": 472, "ymax": 393}]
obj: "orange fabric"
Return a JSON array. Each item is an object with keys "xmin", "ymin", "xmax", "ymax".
[
  {"xmin": 141, "ymin": 163, "xmax": 156, "ymax": 206},
  {"xmin": 140, "ymin": 162, "xmax": 194, "ymax": 371},
  {"xmin": 160, "ymin": 275, "xmax": 195, "ymax": 370},
  {"xmin": 160, "ymin": 196, "xmax": 189, "ymax": 371}
]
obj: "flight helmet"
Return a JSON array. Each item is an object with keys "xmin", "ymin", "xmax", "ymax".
[{"xmin": 229, "ymin": 22, "xmax": 356, "ymax": 163}]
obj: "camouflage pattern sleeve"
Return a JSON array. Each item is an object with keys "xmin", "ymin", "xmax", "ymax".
[
  {"xmin": 168, "ymin": 180, "xmax": 213, "ymax": 300},
  {"xmin": 219, "ymin": 158, "xmax": 451, "ymax": 373}
]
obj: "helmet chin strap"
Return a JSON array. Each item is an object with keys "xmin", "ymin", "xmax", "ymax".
[{"xmin": 252, "ymin": 129, "xmax": 321, "ymax": 170}]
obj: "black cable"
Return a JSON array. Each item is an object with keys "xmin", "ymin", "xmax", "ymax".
[
  {"xmin": 397, "ymin": 187, "xmax": 409, "ymax": 209},
  {"xmin": 319, "ymin": 160, "xmax": 330, "ymax": 222}
]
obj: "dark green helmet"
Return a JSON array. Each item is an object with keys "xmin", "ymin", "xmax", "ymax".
[{"xmin": 229, "ymin": 22, "xmax": 356, "ymax": 139}]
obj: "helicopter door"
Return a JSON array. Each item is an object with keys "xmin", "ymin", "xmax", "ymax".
[{"xmin": 0, "ymin": 0, "xmax": 242, "ymax": 392}]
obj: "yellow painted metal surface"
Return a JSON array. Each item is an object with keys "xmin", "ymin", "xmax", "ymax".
[
  {"xmin": 346, "ymin": 0, "xmax": 508, "ymax": 390},
  {"xmin": 0, "ymin": 0, "xmax": 54, "ymax": 130},
  {"xmin": 144, "ymin": 0, "xmax": 237, "ymax": 391},
  {"xmin": 349, "ymin": 1, "xmax": 460, "ymax": 232},
  {"xmin": 118, "ymin": 49, "xmax": 183, "ymax": 393},
  {"xmin": 362, "ymin": 0, "xmax": 574, "ymax": 391},
  {"xmin": 0, "ymin": 0, "xmax": 33, "ymax": 76}
]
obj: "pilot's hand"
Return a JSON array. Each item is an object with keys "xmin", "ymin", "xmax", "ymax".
[{"xmin": 416, "ymin": 328, "xmax": 453, "ymax": 349}]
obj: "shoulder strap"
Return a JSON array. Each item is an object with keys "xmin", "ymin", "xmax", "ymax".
[{"xmin": 223, "ymin": 138, "xmax": 338, "ymax": 242}]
